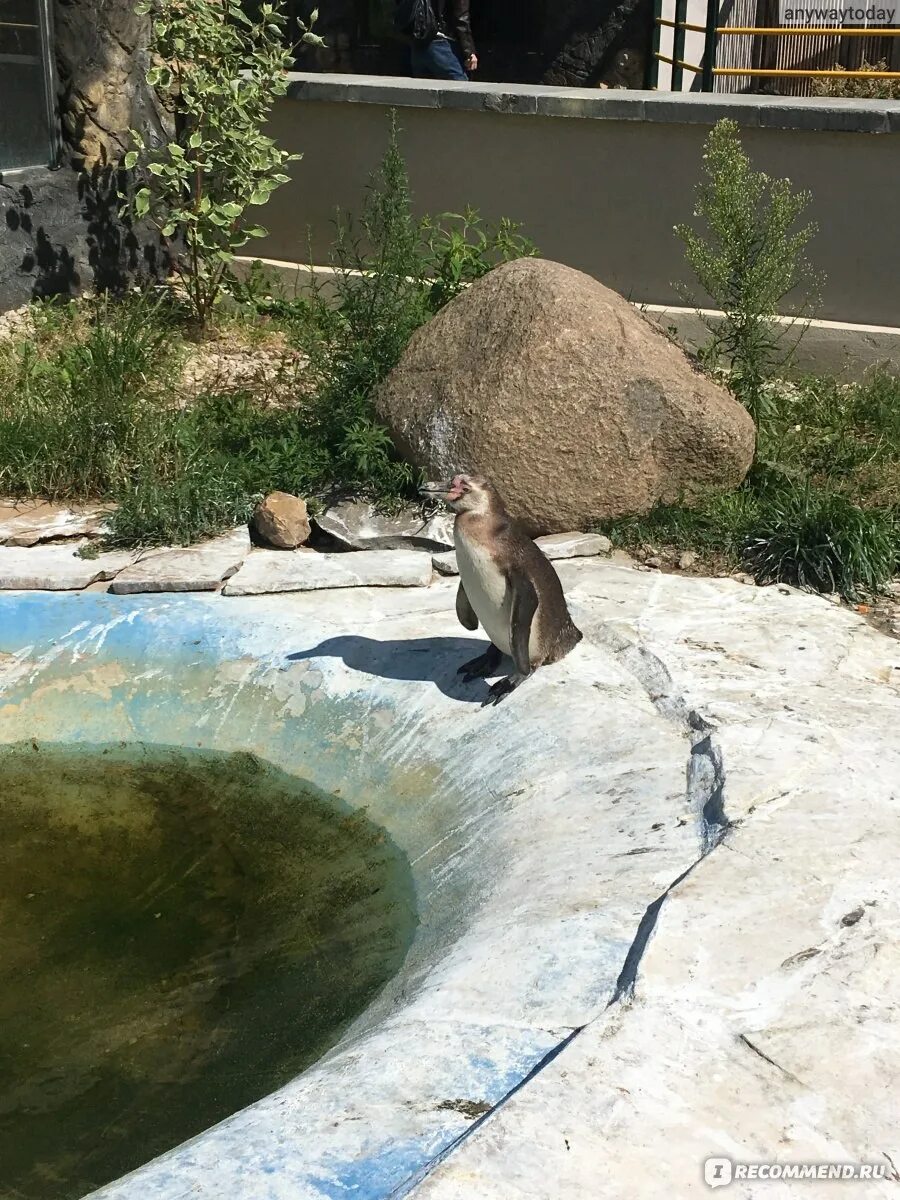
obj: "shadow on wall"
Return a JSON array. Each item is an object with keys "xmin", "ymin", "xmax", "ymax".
[
  {"xmin": 0, "ymin": 164, "xmax": 169, "ymax": 308},
  {"xmin": 287, "ymin": 635, "xmax": 501, "ymax": 703}
]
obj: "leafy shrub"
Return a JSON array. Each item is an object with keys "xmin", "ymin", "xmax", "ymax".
[
  {"xmin": 277, "ymin": 115, "xmax": 538, "ymax": 501},
  {"xmin": 421, "ymin": 208, "xmax": 537, "ymax": 310},
  {"xmin": 811, "ymin": 60, "xmax": 900, "ymax": 101},
  {"xmin": 1, "ymin": 119, "xmax": 537, "ymax": 546},
  {"xmin": 676, "ymin": 119, "xmax": 822, "ymax": 423},
  {"xmin": 109, "ymin": 469, "xmax": 254, "ymax": 548},
  {"xmin": 124, "ymin": 0, "xmax": 321, "ymax": 325}
]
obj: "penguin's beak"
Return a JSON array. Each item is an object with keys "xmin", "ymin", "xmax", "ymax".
[{"xmin": 418, "ymin": 481, "xmax": 452, "ymax": 500}]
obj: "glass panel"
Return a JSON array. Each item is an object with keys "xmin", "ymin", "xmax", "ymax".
[{"xmin": 0, "ymin": 0, "xmax": 55, "ymax": 170}]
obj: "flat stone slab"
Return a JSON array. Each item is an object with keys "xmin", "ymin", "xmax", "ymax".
[
  {"xmin": 0, "ymin": 502, "xmax": 112, "ymax": 546},
  {"xmin": 433, "ymin": 530, "xmax": 612, "ymax": 576},
  {"xmin": 109, "ymin": 529, "xmax": 250, "ymax": 595},
  {"xmin": 0, "ymin": 542, "xmax": 136, "ymax": 590},
  {"xmin": 314, "ymin": 499, "xmax": 454, "ymax": 551},
  {"xmin": 224, "ymin": 547, "xmax": 433, "ymax": 594},
  {"xmin": 535, "ymin": 531, "xmax": 611, "ymax": 558}
]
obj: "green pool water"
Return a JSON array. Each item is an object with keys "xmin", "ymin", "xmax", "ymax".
[{"xmin": 0, "ymin": 741, "xmax": 417, "ymax": 1200}]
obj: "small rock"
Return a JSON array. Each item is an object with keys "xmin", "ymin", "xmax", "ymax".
[
  {"xmin": 645, "ymin": 556, "xmax": 663, "ymax": 570},
  {"xmin": 224, "ymin": 548, "xmax": 433, "ymax": 595},
  {"xmin": 314, "ymin": 500, "xmax": 453, "ymax": 552},
  {"xmin": 252, "ymin": 492, "xmax": 310, "ymax": 550},
  {"xmin": 733, "ymin": 572, "xmax": 756, "ymax": 586},
  {"xmin": 678, "ymin": 551, "xmax": 698, "ymax": 571}
]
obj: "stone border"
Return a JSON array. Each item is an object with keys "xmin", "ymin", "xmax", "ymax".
[
  {"xmin": 0, "ymin": 511, "xmax": 613, "ymax": 596},
  {"xmin": 285, "ymin": 73, "xmax": 900, "ymax": 134}
]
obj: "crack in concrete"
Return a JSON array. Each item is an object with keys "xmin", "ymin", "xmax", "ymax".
[
  {"xmin": 392, "ymin": 625, "xmax": 734, "ymax": 1195},
  {"xmin": 587, "ymin": 625, "xmax": 732, "ymax": 1004},
  {"xmin": 589, "ymin": 622, "xmax": 730, "ymax": 850},
  {"xmin": 389, "ymin": 1026, "xmax": 585, "ymax": 1199},
  {"xmin": 739, "ymin": 1033, "xmax": 804, "ymax": 1086}
]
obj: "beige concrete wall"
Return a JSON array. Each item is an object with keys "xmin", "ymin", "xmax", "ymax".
[{"xmin": 260, "ymin": 79, "xmax": 900, "ymax": 330}]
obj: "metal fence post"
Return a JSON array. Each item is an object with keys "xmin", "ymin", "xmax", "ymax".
[
  {"xmin": 646, "ymin": 0, "xmax": 663, "ymax": 88},
  {"xmin": 672, "ymin": 0, "xmax": 688, "ymax": 90},
  {"xmin": 701, "ymin": 0, "xmax": 719, "ymax": 90}
]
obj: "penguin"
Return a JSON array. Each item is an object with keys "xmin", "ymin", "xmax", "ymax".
[{"xmin": 419, "ymin": 473, "xmax": 583, "ymax": 705}]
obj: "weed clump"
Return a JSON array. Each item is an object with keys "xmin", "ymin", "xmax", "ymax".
[
  {"xmin": 642, "ymin": 121, "xmax": 898, "ymax": 601},
  {"xmin": 675, "ymin": 118, "xmax": 821, "ymax": 423},
  {"xmin": 810, "ymin": 60, "xmax": 900, "ymax": 101}
]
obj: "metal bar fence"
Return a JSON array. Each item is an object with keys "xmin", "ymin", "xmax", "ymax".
[{"xmin": 649, "ymin": 10, "xmax": 900, "ymax": 90}]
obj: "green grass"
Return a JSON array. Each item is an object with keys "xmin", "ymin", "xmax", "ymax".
[
  {"xmin": 604, "ymin": 371, "xmax": 900, "ymax": 601},
  {"xmin": 0, "ymin": 294, "xmax": 401, "ymax": 548},
  {"xmin": 0, "ymin": 293, "xmax": 177, "ymax": 499}
]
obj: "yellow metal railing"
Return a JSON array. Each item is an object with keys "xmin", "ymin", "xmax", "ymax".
[{"xmin": 647, "ymin": 6, "xmax": 900, "ymax": 89}]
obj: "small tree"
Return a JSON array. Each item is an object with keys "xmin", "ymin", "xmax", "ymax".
[
  {"xmin": 676, "ymin": 119, "xmax": 821, "ymax": 423},
  {"xmin": 123, "ymin": 0, "xmax": 321, "ymax": 325}
]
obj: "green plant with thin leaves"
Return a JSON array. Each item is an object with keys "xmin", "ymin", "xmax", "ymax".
[
  {"xmin": 421, "ymin": 208, "xmax": 537, "ymax": 310},
  {"xmin": 676, "ymin": 119, "xmax": 822, "ymax": 423},
  {"xmin": 123, "ymin": 0, "xmax": 322, "ymax": 325},
  {"xmin": 744, "ymin": 480, "xmax": 897, "ymax": 600},
  {"xmin": 0, "ymin": 294, "xmax": 176, "ymax": 498}
]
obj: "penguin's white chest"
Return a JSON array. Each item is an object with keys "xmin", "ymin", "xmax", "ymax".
[{"xmin": 455, "ymin": 533, "xmax": 512, "ymax": 656}]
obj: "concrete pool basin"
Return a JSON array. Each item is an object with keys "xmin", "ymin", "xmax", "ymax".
[{"xmin": 1, "ymin": 561, "xmax": 898, "ymax": 1198}]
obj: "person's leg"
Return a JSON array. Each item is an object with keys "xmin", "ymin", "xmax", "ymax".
[
  {"xmin": 409, "ymin": 42, "xmax": 429, "ymax": 77},
  {"xmin": 411, "ymin": 37, "xmax": 468, "ymax": 80}
]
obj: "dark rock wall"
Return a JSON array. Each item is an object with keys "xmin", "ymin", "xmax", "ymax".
[
  {"xmin": 0, "ymin": 166, "xmax": 167, "ymax": 313},
  {"xmin": 0, "ymin": 0, "xmax": 170, "ymax": 313}
]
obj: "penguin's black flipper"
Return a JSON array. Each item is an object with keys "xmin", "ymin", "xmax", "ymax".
[
  {"xmin": 456, "ymin": 581, "xmax": 479, "ymax": 631},
  {"xmin": 507, "ymin": 568, "xmax": 538, "ymax": 678}
]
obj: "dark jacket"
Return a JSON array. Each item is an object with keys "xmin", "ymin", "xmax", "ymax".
[{"xmin": 435, "ymin": 0, "xmax": 475, "ymax": 56}]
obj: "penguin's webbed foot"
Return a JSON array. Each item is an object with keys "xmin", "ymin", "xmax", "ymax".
[
  {"xmin": 482, "ymin": 673, "xmax": 527, "ymax": 707},
  {"xmin": 458, "ymin": 645, "xmax": 502, "ymax": 682}
]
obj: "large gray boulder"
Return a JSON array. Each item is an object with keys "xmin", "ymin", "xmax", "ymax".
[{"xmin": 376, "ymin": 259, "xmax": 756, "ymax": 535}]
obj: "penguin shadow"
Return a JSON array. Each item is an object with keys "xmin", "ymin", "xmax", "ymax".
[{"xmin": 286, "ymin": 636, "xmax": 504, "ymax": 704}]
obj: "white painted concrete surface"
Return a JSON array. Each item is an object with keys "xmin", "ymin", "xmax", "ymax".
[{"xmin": 0, "ymin": 560, "xmax": 897, "ymax": 1198}]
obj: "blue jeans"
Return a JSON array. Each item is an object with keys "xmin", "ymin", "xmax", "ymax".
[{"xmin": 410, "ymin": 36, "xmax": 468, "ymax": 80}]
